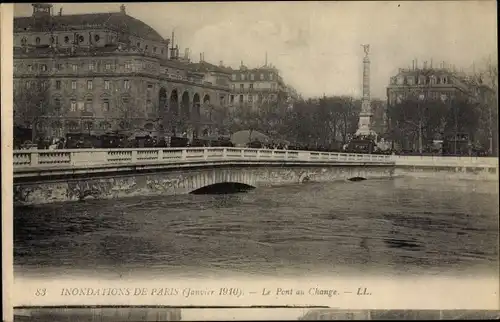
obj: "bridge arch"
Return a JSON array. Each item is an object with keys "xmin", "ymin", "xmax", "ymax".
[
  {"xmin": 191, "ymin": 182, "xmax": 255, "ymax": 194},
  {"xmin": 183, "ymin": 169, "xmax": 258, "ymax": 194}
]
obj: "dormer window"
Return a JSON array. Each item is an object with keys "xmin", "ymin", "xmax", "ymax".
[
  {"xmin": 442, "ymin": 77, "xmax": 447, "ymax": 84},
  {"xmin": 35, "ymin": 37, "xmax": 41, "ymax": 45}
]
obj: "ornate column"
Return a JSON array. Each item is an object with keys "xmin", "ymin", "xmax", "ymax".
[{"xmin": 356, "ymin": 44, "xmax": 376, "ymax": 138}]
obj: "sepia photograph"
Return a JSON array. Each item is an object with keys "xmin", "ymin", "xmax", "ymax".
[{"xmin": 4, "ymin": 0, "xmax": 499, "ymax": 320}]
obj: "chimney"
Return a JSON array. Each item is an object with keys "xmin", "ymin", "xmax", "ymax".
[
  {"xmin": 59, "ymin": 7, "xmax": 62, "ymax": 16},
  {"xmin": 412, "ymin": 60, "xmax": 415, "ymax": 70},
  {"xmin": 120, "ymin": 4, "xmax": 126, "ymax": 14},
  {"xmin": 415, "ymin": 59, "xmax": 418, "ymax": 70},
  {"xmin": 200, "ymin": 53, "xmax": 202, "ymax": 62},
  {"xmin": 219, "ymin": 60, "xmax": 223, "ymax": 67}
]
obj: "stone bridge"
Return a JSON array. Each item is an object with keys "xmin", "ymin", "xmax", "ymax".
[{"xmin": 13, "ymin": 147, "xmax": 394, "ymax": 205}]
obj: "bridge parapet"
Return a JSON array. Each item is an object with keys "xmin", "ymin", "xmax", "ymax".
[
  {"xmin": 391, "ymin": 155, "xmax": 498, "ymax": 168},
  {"xmin": 13, "ymin": 147, "xmax": 393, "ymax": 170}
]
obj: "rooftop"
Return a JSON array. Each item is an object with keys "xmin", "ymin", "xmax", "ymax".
[{"xmin": 14, "ymin": 6, "xmax": 165, "ymax": 43}]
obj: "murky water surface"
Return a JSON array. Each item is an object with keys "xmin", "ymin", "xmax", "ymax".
[{"xmin": 14, "ymin": 177, "xmax": 498, "ymax": 278}]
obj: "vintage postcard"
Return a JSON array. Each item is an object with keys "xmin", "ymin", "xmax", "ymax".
[{"xmin": 2, "ymin": 1, "xmax": 499, "ymax": 321}]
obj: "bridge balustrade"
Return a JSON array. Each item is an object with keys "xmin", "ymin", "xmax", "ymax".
[
  {"xmin": 391, "ymin": 155, "xmax": 498, "ymax": 168},
  {"xmin": 12, "ymin": 147, "xmax": 393, "ymax": 169}
]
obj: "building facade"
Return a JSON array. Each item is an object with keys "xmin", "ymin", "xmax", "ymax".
[
  {"xmin": 13, "ymin": 3, "xmax": 232, "ymax": 140},
  {"xmin": 385, "ymin": 62, "xmax": 496, "ymax": 153},
  {"xmin": 228, "ymin": 62, "xmax": 290, "ymax": 111}
]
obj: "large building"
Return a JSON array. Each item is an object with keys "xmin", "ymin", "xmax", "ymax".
[
  {"xmin": 13, "ymin": 3, "xmax": 232, "ymax": 140},
  {"xmin": 228, "ymin": 61, "xmax": 292, "ymax": 111},
  {"xmin": 386, "ymin": 63, "xmax": 489, "ymax": 106},
  {"xmin": 386, "ymin": 61, "xmax": 496, "ymax": 153}
]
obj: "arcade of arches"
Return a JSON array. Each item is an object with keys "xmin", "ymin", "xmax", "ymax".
[{"xmin": 158, "ymin": 87, "xmax": 215, "ymax": 138}]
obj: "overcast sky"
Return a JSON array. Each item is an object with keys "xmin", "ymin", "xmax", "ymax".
[{"xmin": 15, "ymin": 1, "xmax": 497, "ymax": 99}]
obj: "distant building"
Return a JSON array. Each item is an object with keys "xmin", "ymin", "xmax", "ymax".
[
  {"xmin": 386, "ymin": 63, "xmax": 490, "ymax": 106},
  {"xmin": 13, "ymin": 3, "xmax": 231, "ymax": 140},
  {"xmin": 385, "ymin": 62, "xmax": 496, "ymax": 153},
  {"xmin": 228, "ymin": 62, "xmax": 292, "ymax": 111}
]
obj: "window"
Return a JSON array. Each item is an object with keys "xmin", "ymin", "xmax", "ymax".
[
  {"xmin": 231, "ymin": 84, "xmax": 235, "ymax": 90},
  {"xmin": 27, "ymin": 65, "xmax": 33, "ymax": 72},
  {"xmin": 146, "ymin": 99, "xmax": 152, "ymax": 112},
  {"xmin": 21, "ymin": 37, "xmax": 27, "ymax": 45},
  {"xmin": 231, "ymin": 74, "xmax": 236, "ymax": 81},
  {"xmin": 71, "ymin": 80, "xmax": 77, "ymax": 90},
  {"xmin": 84, "ymin": 99, "xmax": 92, "ymax": 111},
  {"xmin": 56, "ymin": 80, "xmax": 61, "ymax": 90},
  {"xmin": 87, "ymin": 80, "xmax": 93, "ymax": 90},
  {"xmin": 145, "ymin": 45, "xmax": 149, "ymax": 50},
  {"xmin": 260, "ymin": 73, "xmax": 264, "ymax": 80},
  {"xmin": 125, "ymin": 62, "xmax": 132, "ymax": 70},
  {"xmin": 249, "ymin": 84, "xmax": 254, "ymax": 90},
  {"xmin": 35, "ymin": 37, "xmax": 41, "ymax": 45},
  {"xmin": 397, "ymin": 76, "xmax": 404, "ymax": 85},
  {"xmin": 40, "ymin": 64, "xmax": 47, "ymax": 72},
  {"xmin": 239, "ymin": 95, "xmax": 243, "ymax": 103},
  {"xmin": 94, "ymin": 34, "xmax": 100, "ymax": 42},
  {"xmin": 241, "ymin": 74, "xmax": 246, "ymax": 81},
  {"xmin": 153, "ymin": 47, "xmax": 157, "ymax": 53},
  {"xmin": 161, "ymin": 48, "xmax": 165, "ymax": 54},
  {"xmin": 105, "ymin": 63, "xmax": 111, "ymax": 70},
  {"xmin": 240, "ymin": 84, "xmax": 244, "ymax": 89},
  {"xmin": 270, "ymin": 73, "xmax": 274, "ymax": 80},
  {"xmin": 137, "ymin": 42, "xmax": 141, "ymax": 48},
  {"xmin": 25, "ymin": 81, "xmax": 31, "ymax": 89},
  {"xmin": 147, "ymin": 83, "xmax": 153, "ymax": 90},
  {"xmin": 104, "ymin": 80, "xmax": 110, "ymax": 90},
  {"xmin": 54, "ymin": 98, "xmax": 61, "ymax": 113},
  {"xmin": 250, "ymin": 74, "xmax": 255, "ymax": 80},
  {"xmin": 230, "ymin": 95, "xmax": 234, "ymax": 103},
  {"xmin": 442, "ymin": 77, "xmax": 447, "ymax": 84},
  {"xmin": 89, "ymin": 62, "xmax": 95, "ymax": 71},
  {"xmin": 56, "ymin": 63, "xmax": 63, "ymax": 71},
  {"xmin": 407, "ymin": 76, "xmax": 414, "ymax": 85},
  {"xmin": 64, "ymin": 36, "xmax": 70, "ymax": 43},
  {"xmin": 248, "ymin": 95, "xmax": 253, "ymax": 103},
  {"xmin": 70, "ymin": 100, "xmax": 77, "ymax": 112},
  {"xmin": 102, "ymin": 100, "xmax": 110, "ymax": 112},
  {"xmin": 122, "ymin": 97, "xmax": 129, "ymax": 104},
  {"xmin": 72, "ymin": 64, "xmax": 78, "ymax": 72},
  {"xmin": 124, "ymin": 80, "xmax": 130, "ymax": 89},
  {"xmin": 41, "ymin": 81, "xmax": 48, "ymax": 90}
]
